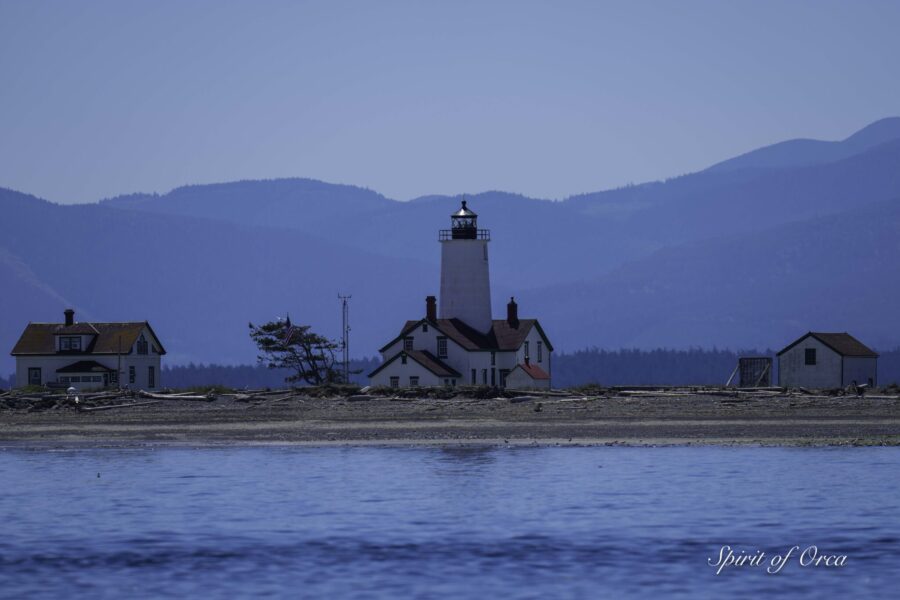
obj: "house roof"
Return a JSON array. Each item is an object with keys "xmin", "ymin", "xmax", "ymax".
[
  {"xmin": 368, "ymin": 350, "xmax": 461, "ymax": 379},
  {"xmin": 10, "ymin": 321, "xmax": 166, "ymax": 356},
  {"xmin": 777, "ymin": 332, "xmax": 878, "ymax": 358},
  {"xmin": 380, "ymin": 318, "xmax": 553, "ymax": 353},
  {"xmin": 56, "ymin": 360, "xmax": 114, "ymax": 373},
  {"xmin": 511, "ymin": 362, "xmax": 551, "ymax": 380}
]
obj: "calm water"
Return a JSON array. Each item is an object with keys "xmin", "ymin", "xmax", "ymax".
[{"xmin": 0, "ymin": 445, "xmax": 898, "ymax": 598}]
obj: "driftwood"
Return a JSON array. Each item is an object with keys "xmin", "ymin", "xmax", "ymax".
[
  {"xmin": 80, "ymin": 400, "xmax": 160, "ymax": 412},
  {"xmin": 254, "ymin": 394, "xmax": 296, "ymax": 404},
  {"xmin": 138, "ymin": 390, "xmax": 214, "ymax": 401},
  {"xmin": 79, "ymin": 392, "xmax": 129, "ymax": 402}
]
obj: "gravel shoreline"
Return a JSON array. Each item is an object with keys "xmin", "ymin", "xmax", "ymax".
[{"xmin": 2, "ymin": 392, "xmax": 900, "ymax": 447}]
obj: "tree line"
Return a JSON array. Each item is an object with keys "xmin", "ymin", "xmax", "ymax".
[{"xmin": 5, "ymin": 347, "xmax": 899, "ymax": 390}]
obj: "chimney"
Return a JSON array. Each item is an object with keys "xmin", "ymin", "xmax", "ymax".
[
  {"xmin": 426, "ymin": 296, "xmax": 437, "ymax": 321},
  {"xmin": 64, "ymin": 308, "xmax": 75, "ymax": 326},
  {"xmin": 507, "ymin": 297, "xmax": 519, "ymax": 327}
]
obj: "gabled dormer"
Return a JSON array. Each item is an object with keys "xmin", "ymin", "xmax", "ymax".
[{"xmin": 55, "ymin": 309, "xmax": 99, "ymax": 353}]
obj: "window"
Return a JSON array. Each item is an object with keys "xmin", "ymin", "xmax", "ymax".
[
  {"xmin": 28, "ymin": 368, "xmax": 42, "ymax": 386},
  {"xmin": 148, "ymin": 366, "xmax": 156, "ymax": 388},
  {"xmin": 70, "ymin": 376, "xmax": 81, "ymax": 383},
  {"xmin": 401, "ymin": 354, "xmax": 408, "ymax": 365},
  {"xmin": 437, "ymin": 337, "xmax": 448, "ymax": 359},
  {"xmin": 524, "ymin": 341, "xmax": 530, "ymax": 361},
  {"xmin": 482, "ymin": 369, "xmax": 488, "ymax": 385},
  {"xmin": 805, "ymin": 348, "xmax": 816, "ymax": 366},
  {"xmin": 422, "ymin": 324, "xmax": 428, "ymax": 332},
  {"xmin": 110, "ymin": 369, "xmax": 118, "ymax": 384},
  {"xmin": 537, "ymin": 342, "xmax": 543, "ymax": 363},
  {"xmin": 60, "ymin": 336, "xmax": 82, "ymax": 351},
  {"xmin": 137, "ymin": 335, "xmax": 149, "ymax": 355},
  {"xmin": 409, "ymin": 376, "xmax": 419, "ymax": 387},
  {"xmin": 390, "ymin": 376, "xmax": 400, "ymax": 388},
  {"xmin": 403, "ymin": 337, "xmax": 414, "ymax": 352},
  {"xmin": 59, "ymin": 376, "xmax": 70, "ymax": 384},
  {"xmin": 490, "ymin": 352, "xmax": 495, "ymax": 366},
  {"xmin": 129, "ymin": 366, "xmax": 136, "ymax": 384},
  {"xmin": 471, "ymin": 369, "xmax": 476, "ymax": 385}
]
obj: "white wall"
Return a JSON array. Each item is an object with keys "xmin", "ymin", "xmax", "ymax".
[
  {"xmin": 843, "ymin": 357, "xmax": 877, "ymax": 387},
  {"xmin": 778, "ymin": 336, "xmax": 842, "ymax": 389},
  {"xmin": 440, "ymin": 239, "xmax": 492, "ymax": 333}
]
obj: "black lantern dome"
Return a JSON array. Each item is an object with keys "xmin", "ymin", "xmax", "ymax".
[
  {"xmin": 450, "ymin": 200, "xmax": 477, "ymax": 239},
  {"xmin": 439, "ymin": 199, "xmax": 490, "ymax": 241}
]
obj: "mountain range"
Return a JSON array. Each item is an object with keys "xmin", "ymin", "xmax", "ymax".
[{"xmin": 2, "ymin": 117, "xmax": 900, "ymax": 374}]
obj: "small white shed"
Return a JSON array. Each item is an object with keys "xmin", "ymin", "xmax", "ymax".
[
  {"xmin": 505, "ymin": 362, "xmax": 551, "ymax": 390},
  {"xmin": 777, "ymin": 332, "xmax": 878, "ymax": 390}
]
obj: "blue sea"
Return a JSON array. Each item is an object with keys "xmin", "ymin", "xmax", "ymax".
[{"xmin": 0, "ymin": 446, "xmax": 898, "ymax": 598}]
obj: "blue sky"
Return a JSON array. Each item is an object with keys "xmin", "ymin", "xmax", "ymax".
[{"xmin": 1, "ymin": 0, "xmax": 898, "ymax": 203}]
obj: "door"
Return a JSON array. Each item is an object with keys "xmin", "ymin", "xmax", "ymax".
[
  {"xmin": 28, "ymin": 367, "xmax": 42, "ymax": 386},
  {"xmin": 148, "ymin": 366, "xmax": 156, "ymax": 388}
]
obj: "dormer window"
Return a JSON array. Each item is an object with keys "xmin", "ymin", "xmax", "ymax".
[
  {"xmin": 60, "ymin": 336, "xmax": 81, "ymax": 351},
  {"xmin": 137, "ymin": 335, "xmax": 149, "ymax": 355}
]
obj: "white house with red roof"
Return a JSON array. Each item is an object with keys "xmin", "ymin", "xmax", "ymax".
[
  {"xmin": 369, "ymin": 201, "xmax": 553, "ymax": 390},
  {"xmin": 10, "ymin": 308, "xmax": 166, "ymax": 391}
]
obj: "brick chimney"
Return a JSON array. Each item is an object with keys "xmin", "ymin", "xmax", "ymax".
[
  {"xmin": 64, "ymin": 308, "xmax": 75, "ymax": 326},
  {"xmin": 507, "ymin": 297, "xmax": 519, "ymax": 327},
  {"xmin": 426, "ymin": 296, "xmax": 437, "ymax": 321}
]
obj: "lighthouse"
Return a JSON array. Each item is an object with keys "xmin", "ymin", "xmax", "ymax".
[
  {"xmin": 369, "ymin": 198, "xmax": 553, "ymax": 390},
  {"xmin": 438, "ymin": 200, "xmax": 493, "ymax": 333}
]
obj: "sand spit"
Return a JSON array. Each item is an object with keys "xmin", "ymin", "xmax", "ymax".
[{"xmin": 1, "ymin": 389, "xmax": 899, "ymax": 447}]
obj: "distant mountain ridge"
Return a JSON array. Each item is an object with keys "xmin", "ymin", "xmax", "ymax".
[
  {"xmin": 706, "ymin": 117, "xmax": 900, "ymax": 173},
  {"xmin": 3, "ymin": 117, "xmax": 900, "ymax": 374}
]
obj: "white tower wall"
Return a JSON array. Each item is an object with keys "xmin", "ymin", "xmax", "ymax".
[{"xmin": 439, "ymin": 239, "xmax": 493, "ymax": 333}]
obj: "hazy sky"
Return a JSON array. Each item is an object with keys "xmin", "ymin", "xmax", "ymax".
[{"xmin": 1, "ymin": 1, "xmax": 898, "ymax": 204}]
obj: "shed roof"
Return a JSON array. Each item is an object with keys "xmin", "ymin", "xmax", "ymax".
[
  {"xmin": 511, "ymin": 362, "xmax": 551, "ymax": 380},
  {"xmin": 56, "ymin": 360, "xmax": 115, "ymax": 373},
  {"xmin": 777, "ymin": 332, "xmax": 878, "ymax": 358}
]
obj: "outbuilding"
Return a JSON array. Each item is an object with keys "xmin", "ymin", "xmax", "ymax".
[{"xmin": 777, "ymin": 332, "xmax": 877, "ymax": 389}]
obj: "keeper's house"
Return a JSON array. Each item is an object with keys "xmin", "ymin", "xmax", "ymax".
[
  {"xmin": 369, "ymin": 201, "xmax": 553, "ymax": 390},
  {"xmin": 777, "ymin": 331, "xmax": 878, "ymax": 389},
  {"xmin": 10, "ymin": 309, "xmax": 165, "ymax": 390}
]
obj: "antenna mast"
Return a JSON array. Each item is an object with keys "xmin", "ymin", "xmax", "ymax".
[{"xmin": 338, "ymin": 294, "xmax": 351, "ymax": 383}]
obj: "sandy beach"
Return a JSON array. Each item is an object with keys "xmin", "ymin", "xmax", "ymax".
[{"xmin": 2, "ymin": 390, "xmax": 899, "ymax": 447}]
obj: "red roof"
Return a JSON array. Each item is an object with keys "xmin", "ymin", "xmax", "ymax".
[
  {"xmin": 513, "ymin": 362, "xmax": 550, "ymax": 380},
  {"xmin": 381, "ymin": 318, "xmax": 552, "ymax": 353}
]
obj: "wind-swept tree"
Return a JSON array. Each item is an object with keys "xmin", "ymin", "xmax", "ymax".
[{"xmin": 248, "ymin": 317, "xmax": 341, "ymax": 385}]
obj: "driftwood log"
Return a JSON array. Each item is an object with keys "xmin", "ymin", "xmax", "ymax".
[
  {"xmin": 80, "ymin": 401, "xmax": 161, "ymax": 412},
  {"xmin": 138, "ymin": 390, "xmax": 215, "ymax": 401}
]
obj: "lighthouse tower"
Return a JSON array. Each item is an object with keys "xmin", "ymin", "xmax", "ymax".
[{"xmin": 439, "ymin": 200, "xmax": 492, "ymax": 333}]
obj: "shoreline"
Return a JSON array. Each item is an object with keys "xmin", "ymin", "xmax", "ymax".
[{"xmin": 3, "ymin": 392, "xmax": 899, "ymax": 448}]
